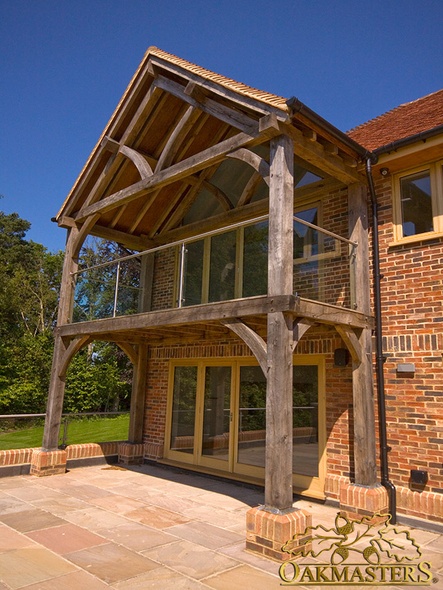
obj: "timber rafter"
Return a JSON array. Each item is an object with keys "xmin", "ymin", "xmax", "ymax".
[{"xmin": 60, "ymin": 52, "xmax": 365, "ymax": 242}]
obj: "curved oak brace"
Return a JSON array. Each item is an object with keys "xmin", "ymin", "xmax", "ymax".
[
  {"xmin": 221, "ymin": 319, "xmax": 267, "ymax": 374},
  {"xmin": 155, "ymin": 105, "xmax": 201, "ymax": 173},
  {"xmin": 115, "ymin": 341, "xmax": 138, "ymax": 366},
  {"xmin": 335, "ymin": 325, "xmax": 362, "ymax": 364},
  {"xmin": 72, "ymin": 214, "xmax": 101, "ymax": 260},
  {"xmin": 292, "ymin": 318, "xmax": 315, "ymax": 351},
  {"xmin": 58, "ymin": 336, "xmax": 92, "ymax": 380},
  {"xmin": 238, "ymin": 172, "xmax": 263, "ymax": 207},
  {"xmin": 119, "ymin": 145, "xmax": 154, "ymax": 179},
  {"xmin": 227, "ymin": 148, "xmax": 270, "ymax": 185},
  {"xmin": 201, "ymin": 180, "xmax": 233, "ymax": 211}
]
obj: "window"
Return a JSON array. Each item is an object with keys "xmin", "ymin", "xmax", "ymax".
[
  {"xmin": 180, "ymin": 220, "xmax": 268, "ymax": 307},
  {"xmin": 394, "ymin": 161, "xmax": 443, "ymax": 242},
  {"xmin": 179, "ymin": 203, "xmax": 342, "ymax": 307}
]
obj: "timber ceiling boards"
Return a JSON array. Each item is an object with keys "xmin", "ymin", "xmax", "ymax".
[{"xmin": 57, "ymin": 47, "xmax": 366, "ymax": 251}]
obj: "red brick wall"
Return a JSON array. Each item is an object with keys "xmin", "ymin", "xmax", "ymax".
[
  {"xmin": 374, "ymin": 173, "xmax": 443, "ymax": 501},
  {"xmin": 142, "ymin": 175, "xmax": 443, "ymax": 523},
  {"xmin": 144, "ymin": 330, "xmax": 354, "ymax": 486}
]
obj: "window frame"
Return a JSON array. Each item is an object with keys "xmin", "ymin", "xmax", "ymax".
[{"xmin": 392, "ymin": 160, "xmax": 443, "ymax": 244}]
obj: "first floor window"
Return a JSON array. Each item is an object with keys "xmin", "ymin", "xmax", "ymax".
[{"xmin": 394, "ymin": 161, "xmax": 443, "ymax": 241}]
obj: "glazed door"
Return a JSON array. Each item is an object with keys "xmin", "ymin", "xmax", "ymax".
[
  {"xmin": 166, "ymin": 357, "xmax": 325, "ymax": 498},
  {"xmin": 166, "ymin": 362, "xmax": 233, "ymax": 470},
  {"xmin": 234, "ymin": 357, "xmax": 325, "ymax": 497},
  {"xmin": 199, "ymin": 365, "xmax": 233, "ymax": 470}
]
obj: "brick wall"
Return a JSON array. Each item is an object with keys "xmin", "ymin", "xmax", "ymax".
[
  {"xmin": 142, "ymin": 176, "xmax": 442, "ymax": 524},
  {"xmin": 374, "ymin": 173, "xmax": 443, "ymax": 512}
]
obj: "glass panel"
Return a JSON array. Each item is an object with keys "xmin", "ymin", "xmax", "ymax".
[
  {"xmin": 209, "ymin": 231, "xmax": 236, "ymax": 302},
  {"xmin": 400, "ymin": 171, "xmax": 433, "ymax": 236},
  {"xmin": 183, "ymin": 241, "xmax": 204, "ymax": 306},
  {"xmin": 170, "ymin": 366, "xmax": 197, "ymax": 454},
  {"xmin": 296, "ymin": 170, "xmax": 322, "ymax": 187},
  {"xmin": 238, "ymin": 366, "xmax": 266, "ymax": 468},
  {"xmin": 183, "ymin": 188, "xmax": 224, "ymax": 225},
  {"xmin": 243, "ymin": 222, "xmax": 268, "ymax": 297},
  {"xmin": 73, "ymin": 264, "xmax": 117, "ymax": 321},
  {"xmin": 294, "ymin": 207, "xmax": 318, "ymax": 259},
  {"xmin": 201, "ymin": 366, "xmax": 231, "ymax": 460},
  {"xmin": 293, "ymin": 365, "xmax": 318, "ymax": 477},
  {"xmin": 115, "ymin": 258, "xmax": 141, "ymax": 316},
  {"xmin": 210, "ymin": 159, "xmax": 254, "ymax": 208}
]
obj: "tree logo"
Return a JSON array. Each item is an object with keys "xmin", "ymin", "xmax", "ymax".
[{"xmin": 279, "ymin": 513, "xmax": 435, "ymax": 586}]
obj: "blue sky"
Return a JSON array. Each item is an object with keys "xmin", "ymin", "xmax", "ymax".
[{"xmin": 1, "ymin": 0, "xmax": 442, "ymax": 252}]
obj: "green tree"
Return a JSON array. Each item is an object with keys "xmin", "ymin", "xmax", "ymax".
[{"xmin": 0, "ymin": 215, "xmax": 133, "ymax": 417}]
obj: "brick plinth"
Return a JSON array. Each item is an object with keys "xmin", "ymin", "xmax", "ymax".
[
  {"xmin": 118, "ymin": 442, "xmax": 145, "ymax": 465},
  {"xmin": 246, "ymin": 506, "xmax": 312, "ymax": 561},
  {"xmin": 30, "ymin": 449, "xmax": 67, "ymax": 476},
  {"xmin": 340, "ymin": 483, "xmax": 389, "ymax": 520}
]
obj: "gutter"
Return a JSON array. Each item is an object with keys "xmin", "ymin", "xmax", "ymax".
[
  {"xmin": 373, "ymin": 123, "xmax": 443, "ymax": 156},
  {"xmin": 365, "ymin": 156, "xmax": 397, "ymax": 524}
]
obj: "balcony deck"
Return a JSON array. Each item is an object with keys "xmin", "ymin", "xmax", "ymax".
[{"xmin": 59, "ymin": 294, "xmax": 372, "ymax": 345}]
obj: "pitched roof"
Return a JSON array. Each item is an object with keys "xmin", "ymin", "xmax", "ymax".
[
  {"xmin": 148, "ymin": 47, "xmax": 288, "ymax": 111},
  {"xmin": 347, "ymin": 89, "xmax": 443, "ymax": 151}
]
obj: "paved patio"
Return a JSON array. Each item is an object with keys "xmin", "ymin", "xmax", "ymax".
[{"xmin": 0, "ymin": 463, "xmax": 442, "ymax": 589}]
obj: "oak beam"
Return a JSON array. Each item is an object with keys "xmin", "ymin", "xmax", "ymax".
[
  {"xmin": 74, "ymin": 131, "xmax": 261, "ymax": 222},
  {"xmin": 58, "ymin": 295, "xmax": 295, "ymax": 338},
  {"xmin": 87, "ymin": 225, "xmax": 150, "ymax": 251},
  {"xmin": 155, "ymin": 75, "xmax": 259, "ymax": 135}
]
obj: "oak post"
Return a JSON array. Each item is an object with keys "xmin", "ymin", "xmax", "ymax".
[
  {"xmin": 128, "ymin": 344, "xmax": 148, "ymax": 444},
  {"xmin": 265, "ymin": 134, "xmax": 294, "ymax": 510},
  {"xmin": 348, "ymin": 183, "xmax": 377, "ymax": 486},
  {"xmin": 42, "ymin": 227, "xmax": 79, "ymax": 451}
]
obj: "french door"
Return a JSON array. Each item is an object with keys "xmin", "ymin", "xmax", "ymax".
[{"xmin": 165, "ymin": 356, "xmax": 325, "ymax": 498}]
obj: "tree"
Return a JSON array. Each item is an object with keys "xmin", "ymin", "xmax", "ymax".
[{"xmin": 0, "ymin": 214, "xmax": 133, "ymax": 416}]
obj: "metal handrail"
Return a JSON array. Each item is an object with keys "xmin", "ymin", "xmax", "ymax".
[
  {"xmin": 71, "ymin": 214, "xmax": 270, "ymax": 277},
  {"xmin": 293, "ymin": 215, "xmax": 357, "ymax": 247}
]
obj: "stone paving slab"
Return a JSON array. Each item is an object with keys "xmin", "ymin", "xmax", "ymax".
[
  {"xmin": 97, "ymin": 521, "xmax": 177, "ymax": 552},
  {"xmin": 0, "ymin": 545, "xmax": 77, "ymax": 589},
  {"xmin": 21, "ymin": 570, "xmax": 110, "ymax": 590},
  {"xmin": 142, "ymin": 539, "xmax": 239, "ymax": 581},
  {"xmin": 0, "ymin": 507, "xmax": 65, "ymax": 533},
  {"xmin": 168, "ymin": 521, "xmax": 243, "ymax": 550},
  {"xmin": 26, "ymin": 523, "xmax": 107, "ymax": 554},
  {"xmin": 65, "ymin": 542, "xmax": 159, "ymax": 584},
  {"xmin": 0, "ymin": 464, "xmax": 442, "ymax": 590},
  {"xmin": 202, "ymin": 563, "xmax": 281, "ymax": 589}
]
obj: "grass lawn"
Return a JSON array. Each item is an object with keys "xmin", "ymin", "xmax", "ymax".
[{"xmin": 0, "ymin": 414, "xmax": 130, "ymax": 450}]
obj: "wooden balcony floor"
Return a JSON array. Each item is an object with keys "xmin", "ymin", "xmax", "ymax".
[{"xmin": 59, "ymin": 295, "xmax": 372, "ymax": 346}]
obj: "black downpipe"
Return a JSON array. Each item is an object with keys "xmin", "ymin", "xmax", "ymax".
[{"xmin": 365, "ymin": 157, "xmax": 397, "ymax": 524}]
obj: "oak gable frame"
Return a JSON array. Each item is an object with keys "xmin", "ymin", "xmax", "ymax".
[{"xmin": 44, "ymin": 48, "xmax": 376, "ymax": 521}]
